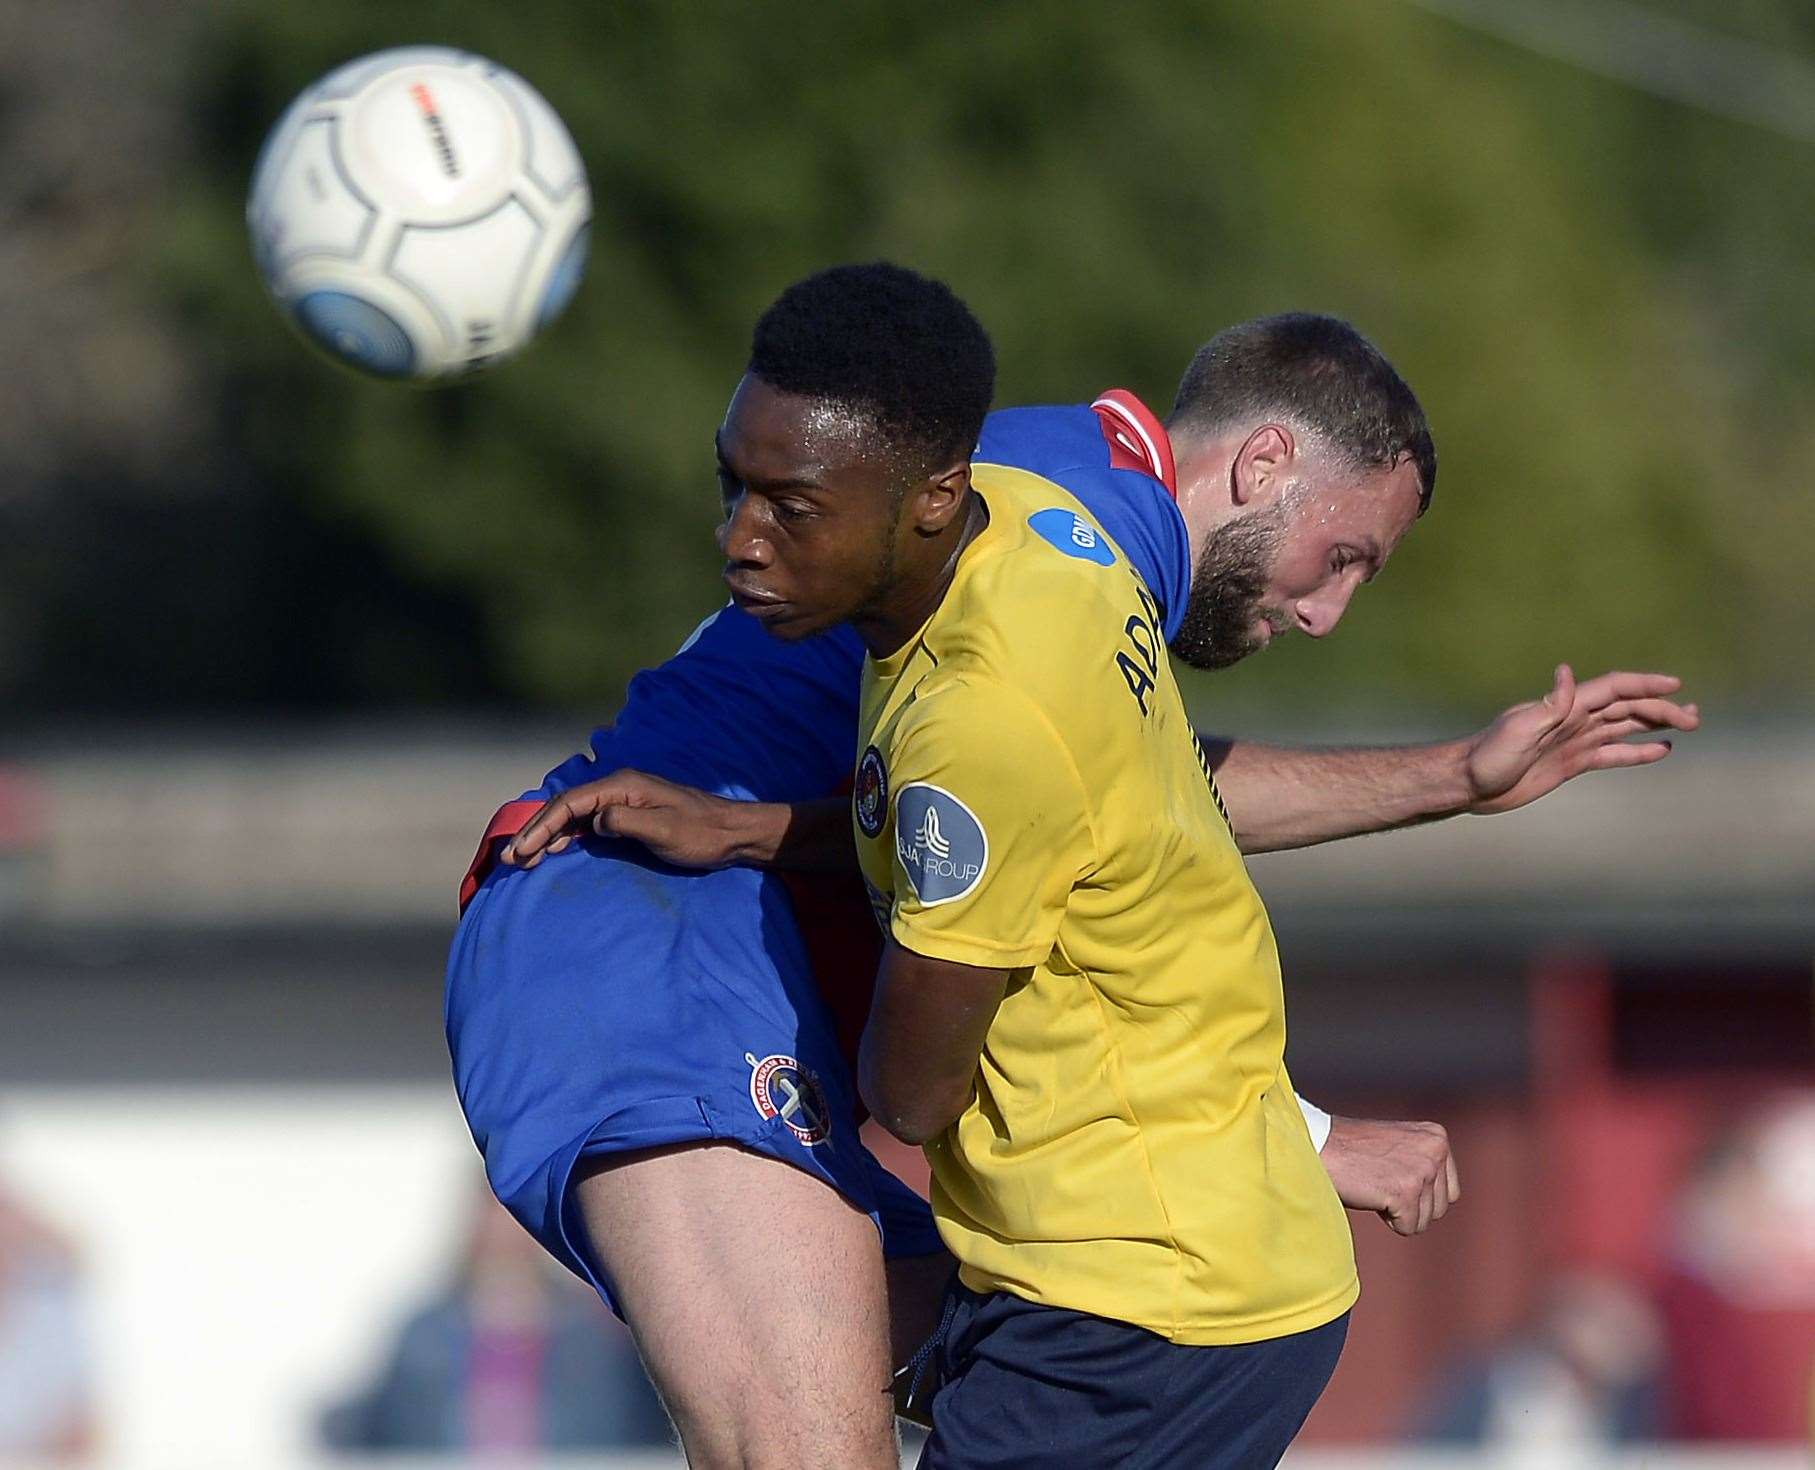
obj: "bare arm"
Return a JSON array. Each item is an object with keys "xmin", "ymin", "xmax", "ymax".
[
  {"xmin": 859, "ymin": 938, "xmax": 1010, "ymax": 1146},
  {"xmin": 1205, "ymin": 737, "xmax": 1474, "ymax": 855},
  {"xmin": 503, "ymin": 773, "xmax": 853, "ymax": 873},
  {"xmin": 1207, "ymin": 665, "xmax": 1699, "ymax": 854}
]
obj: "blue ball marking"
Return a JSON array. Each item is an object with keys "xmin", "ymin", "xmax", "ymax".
[
  {"xmin": 292, "ymin": 290, "xmax": 417, "ymax": 378},
  {"xmin": 536, "ymin": 222, "xmax": 590, "ymax": 329},
  {"xmin": 1028, "ymin": 507, "xmax": 1116, "ymax": 566}
]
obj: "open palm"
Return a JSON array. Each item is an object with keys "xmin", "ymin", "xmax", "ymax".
[{"xmin": 1466, "ymin": 665, "xmax": 1700, "ymax": 815}]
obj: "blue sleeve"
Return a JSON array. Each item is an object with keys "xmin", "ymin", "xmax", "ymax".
[
  {"xmin": 1027, "ymin": 465, "xmax": 1192, "ymax": 646},
  {"xmin": 538, "ymin": 606, "xmax": 867, "ymax": 804},
  {"xmin": 978, "ymin": 405, "xmax": 1192, "ymax": 645}
]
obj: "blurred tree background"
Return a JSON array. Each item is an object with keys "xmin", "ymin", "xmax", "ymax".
[{"xmin": 2, "ymin": 0, "xmax": 1809, "ymax": 726}]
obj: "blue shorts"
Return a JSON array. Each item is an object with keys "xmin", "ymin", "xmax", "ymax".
[
  {"xmin": 919, "ymin": 1284, "xmax": 1348, "ymax": 1470},
  {"xmin": 445, "ymin": 837, "xmax": 943, "ymax": 1315}
]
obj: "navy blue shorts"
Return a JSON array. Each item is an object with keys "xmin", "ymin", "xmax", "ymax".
[
  {"xmin": 918, "ymin": 1283, "xmax": 1348, "ymax": 1470},
  {"xmin": 445, "ymin": 839, "xmax": 942, "ymax": 1317}
]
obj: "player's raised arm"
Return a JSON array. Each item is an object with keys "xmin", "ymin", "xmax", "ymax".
[{"xmin": 1203, "ymin": 665, "xmax": 1699, "ymax": 854}]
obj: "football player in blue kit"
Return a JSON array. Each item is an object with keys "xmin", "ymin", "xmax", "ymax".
[{"xmin": 449, "ymin": 269, "xmax": 1697, "ymax": 1468}]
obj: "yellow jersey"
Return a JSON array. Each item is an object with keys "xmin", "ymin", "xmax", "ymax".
[{"xmin": 852, "ymin": 462, "xmax": 1356, "ymax": 1345}]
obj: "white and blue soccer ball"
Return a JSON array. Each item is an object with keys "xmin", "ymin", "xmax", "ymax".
[{"xmin": 247, "ymin": 46, "xmax": 591, "ymax": 382}]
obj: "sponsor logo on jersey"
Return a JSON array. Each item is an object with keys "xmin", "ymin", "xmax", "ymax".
[
  {"xmin": 894, "ymin": 783, "xmax": 987, "ymax": 906},
  {"xmin": 1028, "ymin": 507, "xmax": 1116, "ymax": 566},
  {"xmin": 746, "ymin": 1052, "xmax": 832, "ymax": 1146},
  {"xmin": 855, "ymin": 745, "xmax": 888, "ymax": 838}
]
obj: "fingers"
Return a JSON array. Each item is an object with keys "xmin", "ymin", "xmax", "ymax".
[
  {"xmin": 501, "ymin": 795, "xmax": 581, "ymax": 868},
  {"xmin": 593, "ymin": 801, "xmax": 661, "ymax": 845},
  {"xmin": 1383, "ymin": 1197, "xmax": 1418, "ymax": 1236},
  {"xmin": 1585, "ymin": 741, "xmax": 1674, "ymax": 771},
  {"xmin": 1572, "ymin": 670, "xmax": 1685, "ymax": 710},
  {"xmin": 1595, "ymin": 697, "xmax": 1700, "ymax": 732},
  {"xmin": 1597, "ymin": 715, "xmax": 1694, "ymax": 744},
  {"xmin": 1542, "ymin": 663, "xmax": 1576, "ymax": 721},
  {"xmin": 1363, "ymin": 1121, "xmax": 1458, "ymax": 1237},
  {"xmin": 1404, "ymin": 1123, "xmax": 1458, "ymax": 1236},
  {"xmin": 1419, "ymin": 1122, "xmax": 1457, "ymax": 1231},
  {"xmin": 1519, "ymin": 663, "xmax": 1574, "ymax": 741},
  {"xmin": 1388, "ymin": 1185, "xmax": 1433, "ymax": 1237},
  {"xmin": 1428, "ymin": 1143, "xmax": 1460, "ymax": 1226},
  {"xmin": 502, "ymin": 775, "xmax": 637, "ymax": 867}
]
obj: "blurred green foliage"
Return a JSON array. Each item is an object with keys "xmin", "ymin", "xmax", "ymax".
[{"xmin": 149, "ymin": 0, "xmax": 1812, "ymax": 720}]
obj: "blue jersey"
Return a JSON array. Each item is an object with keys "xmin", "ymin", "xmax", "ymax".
[
  {"xmin": 532, "ymin": 392, "xmax": 1189, "ymax": 806},
  {"xmin": 977, "ymin": 392, "xmax": 1191, "ymax": 648}
]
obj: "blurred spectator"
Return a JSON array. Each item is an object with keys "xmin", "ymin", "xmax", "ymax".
[
  {"xmin": 320, "ymin": 1188, "xmax": 672, "ymax": 1454},
  {"xmin": 1659, "ymin": 1095, "xmax": 1815, "ymax": 1440},
  {"xmin": 0, "ymin": 767, "xmax": 49, "ymax": 924},
  {"xmin": 1410, "ymin": 1271, "xmax": 1663, "ymax": 1449},
  {"xmin": 0, "ymin": 1183, "xmax": 94, "ymax": 1461}
]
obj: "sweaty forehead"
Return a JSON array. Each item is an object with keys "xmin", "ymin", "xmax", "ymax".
[
  {"xmin": 1369, "ymin": 458, "xmax": 1426, "ymax": 554},
  {"xmin": 719, "ymin": 375, "xmax": 887, "ymax": 483},
  {"xmin": 1302, "ymin": 457, "xmax": 1423, "ymax": 549}
]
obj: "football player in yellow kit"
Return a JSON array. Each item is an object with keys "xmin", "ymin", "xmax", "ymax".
[
  {"xmin": 820, "ymin": 306, "xmax": 1361, "ymax": 1468},
  {"xmin": 643, "ymin": 263, "xmax": 1362, "ymax": 1465}
]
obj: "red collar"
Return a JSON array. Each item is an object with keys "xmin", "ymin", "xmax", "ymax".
[{"xmin": 1090, "ymin": 389, "xmax": 1177, "ymax": 500}]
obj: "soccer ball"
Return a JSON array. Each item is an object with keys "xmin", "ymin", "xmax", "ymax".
[{"xmin": 247, "ymin": 46, "xmax": 591, "ymax": 382}]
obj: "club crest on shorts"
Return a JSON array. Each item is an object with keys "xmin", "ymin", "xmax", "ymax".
[
  {"xmin": 855, "ymin": 745, "xmax": 888, "ymax": 838},
  {"xmin": 745, "ymin": 1052, "xmax": 833, "ymax": 1146}
]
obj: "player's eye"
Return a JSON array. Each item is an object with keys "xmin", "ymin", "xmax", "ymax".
[{"xmin": 773, "ymin": 499, "xmax": 816, "ymax": 525}]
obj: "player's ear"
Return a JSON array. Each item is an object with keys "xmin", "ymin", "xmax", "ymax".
[
  {"xmin": 910, "ymin": 460, "xmax": 972, "ymax": 535},
  {"xmin": 1232, "ymin": 424, "xmax": 1294, "ymax": 508}
]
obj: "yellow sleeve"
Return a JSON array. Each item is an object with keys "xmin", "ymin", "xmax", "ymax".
[{"xmin": 885, "ymin": 677, "xmax": 1095, "ymax": 970}]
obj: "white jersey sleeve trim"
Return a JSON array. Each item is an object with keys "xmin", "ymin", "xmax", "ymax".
[{"xmin": 1297, "ymin": 1094, "xmax": 1332, "ymax": 1153}]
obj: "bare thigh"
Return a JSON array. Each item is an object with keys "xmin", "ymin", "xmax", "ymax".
[{"xmin": 573, "ymin": 1140, "xmax": 898, "ymax": 1470}]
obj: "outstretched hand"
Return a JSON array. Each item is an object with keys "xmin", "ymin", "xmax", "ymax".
[
  {"xmin": 1465, "ymin": 666, "xmax": 1699, "ymax": 816},
  {"xmin": 502, "ymin": 769, "xmax": 750, "ymax": 871}
]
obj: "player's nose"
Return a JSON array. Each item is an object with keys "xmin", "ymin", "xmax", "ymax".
[
  {"xmin": 1294, "ymin": 581, "xmax": 1357, "ymax": 639},
  {"xmin": 717, "ymin": 492, "xmax": 771, "ymax": 567}
]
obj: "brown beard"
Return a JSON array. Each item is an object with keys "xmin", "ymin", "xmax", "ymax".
[{"xmin": 1169, "ymin": 499, "xmax": 1290, "ymax": 671}]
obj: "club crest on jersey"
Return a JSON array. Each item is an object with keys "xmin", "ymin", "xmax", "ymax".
[
  {"xmin": 894, "ymin": 783, "xmax": 987, "ymax": 906},
  {"xmin": 855, "ymin": 745, "xmax": 888, "ymax": 838},
  {"xmin": 1028, "ymin": 507, "xmax": 1116, "ymax": 567},
  {"xmin": 746, "ymin": 1053, "xmax": 833, "ymax": 1146}
]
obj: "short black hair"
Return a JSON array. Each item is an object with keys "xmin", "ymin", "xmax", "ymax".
[
  {"xmin": 748, "ymin": 262, "xmax": 996, "ymax": 480},
  {"xmin": 1168, "ymin": 314, "xmax": 1436, "ymax": 511}
]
